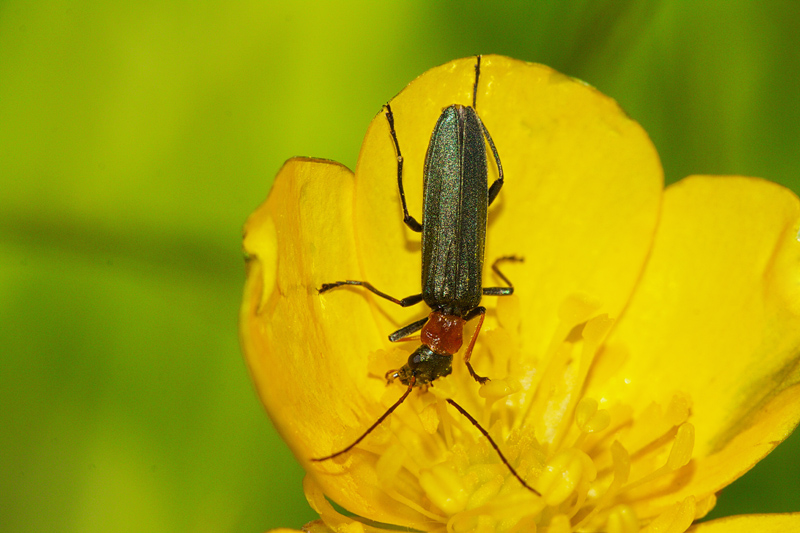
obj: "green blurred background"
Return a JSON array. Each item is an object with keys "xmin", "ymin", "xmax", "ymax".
[{"xmin": 1, "ymin": 1, "xmax": 798, "ymax": 531}]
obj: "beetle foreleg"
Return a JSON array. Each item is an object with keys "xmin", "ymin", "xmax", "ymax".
[
  {"xmin": 388, "ymin": 316, "xmax": 429, "ymax": 342},
  {"xmin": 385, "ymin": 104, "xmax": 423, "ymax": 233}
]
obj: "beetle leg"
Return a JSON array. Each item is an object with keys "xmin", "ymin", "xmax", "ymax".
[
  {"xmin": 319, "ymin": 280, "xmax": 423, "ymax": 307},
  {"xmin": 482, "ymin": 120, "xmax": 505, "ymax": 206},
  {"xmin": 385, "ymin": 104, "xmax": 423, "ymax": 232},
  {"xmin": 470, "ymin": 55, "xmax": 504, "ymax": 206},
  {"xmin": 483, "ymin": 255, "xmax": 524, "ymax": 296},
  {"xmin": 388, "ymin": 316, "xmax": 429, "ymax": 342},
  {"xmin": 463, "ymin": 306, "xmax": 489, "ymax": 384}
]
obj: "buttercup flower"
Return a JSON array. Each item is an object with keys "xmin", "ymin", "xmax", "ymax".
[{"xmin": 240, "ymin": 56, "xmax": 800, "ymax": 532}]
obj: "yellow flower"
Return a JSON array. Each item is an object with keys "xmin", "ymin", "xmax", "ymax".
[{"xmin": 240, "ymin": 56, "xmax": 800, "ymax": 532}]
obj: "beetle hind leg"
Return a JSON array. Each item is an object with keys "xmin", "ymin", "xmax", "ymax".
[{"xmin": 318, "ymin": 280, "xmax": 423, "ymax": 307}]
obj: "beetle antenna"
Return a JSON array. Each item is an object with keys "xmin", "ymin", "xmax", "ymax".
[
  {"xmin": 446, "ymin": 398, "xmax": 541, "ymax": 496},
  {"xmin": 311, "ymin": 383, "xmax": 414, "ymax": 462},
  {"xmin": 472, "ymin": 55, "xmax": 482, "ymax": 109}
]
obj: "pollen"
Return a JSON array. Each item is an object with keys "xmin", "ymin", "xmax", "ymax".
[{"xmin": 307, "ymin": 293, "xmax": 699, "ymax": 532}]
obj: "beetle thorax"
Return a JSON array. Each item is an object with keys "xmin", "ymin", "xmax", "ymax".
[{"xmin": 420, "ymin": 311, "xmax": 465, "ymax": 355}]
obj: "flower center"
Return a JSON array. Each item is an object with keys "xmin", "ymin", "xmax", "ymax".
[{"xmin": 312, "ymin": 294, "xmax": 704, "ymax": 532}]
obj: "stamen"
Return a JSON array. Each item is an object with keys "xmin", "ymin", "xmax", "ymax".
[
  {"xmin": 621, "ymin": 423, "xmax": 696, "ymax": 492},
  {"xmin": 447, "ymin": 493, "xmax": 544, "ymax": 533},
  {"xmin": 558, "ymin": 293, "xmax": 603, "ymax": 326},
  {"xmin": 609, "ymin": 441, "xmax": 632, "ymax": 488},
  {"xmin": 606, "ymin": 504, "xmax": 639, "ymax": 533},
  {"xmin": 694, "ymin": 494, "xmax": 717, "ymax": 519},
  {"xmin": 666, "ymin": 423, "xmax": 695, "ymax": 471},
  {"xmin": 419, "ymin": 463, "xmax": 472, "ymax": 515},
  {"xmin": 640, "ymin": 496, "xmax": 696, "ymax": 533},
  {"xmin": 548, "ymin": 514, "xmax": 572, "ymax": 533},
  {"xmin": 312, "ymin": 288, "xmax": 704, "ymax": 532},
  {"xmin": 436, "ymin": 398, "xmax": 455, "ymax": 449},
  {"xmin": 550, "ymin": 315, "xmax": 615, "ymax": 451},
  {"xmin": 575, "ymin": 397, "xmax": 611, "ymax": 434},
  {"xmin": 573, "ymin": 441, "xmax": 630, "ymax": 528},
  {"xmin": 664, "ymin": 394, "xmax": 692, "ymax": 426},
  {"xmin": 385, "ymin": 486, "xmax": 448, "ymax": 523},
  {"xmin": 484, "ymin": 326, "xmax": 516, "ymax": 378},
  {"xmin": 522, "ymin": 294, "xmax": 609, "ymax": 449},
  {"xmin": 466, "ymin": 474, "xmax": 505, "ymax": 509},
  {"xmin": 537, "ymin": 448, "xmax": 596, "ymax": 506},
  {"xmin": 623, "ymin": 395, "xmax": 691, "ymax": 457},
  {"xmin": 480, "ymin": 378, "xmax": 517, "ymax": 401},
  {"xmin": 419, "ymin": 397, "xmax": 442, "ymax": 435},
  {"xmin": 447, "ymin": 398, "xmax": 540, "ymax": 495},
  {"xmin": 495, "ymin": 291, "xmax": 521, "ymax": 333},
  {"xmin": 375, "ymin": 442, "xmax": 406, "ymax": 484},
  {"xmin": 479, "ymin": 378, "xmax": 520, "ymax": 436}
]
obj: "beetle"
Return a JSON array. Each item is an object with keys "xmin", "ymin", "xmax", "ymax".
[{"xmin": 312, "ymin": 56, "xmax": 536, "ymax": 495}]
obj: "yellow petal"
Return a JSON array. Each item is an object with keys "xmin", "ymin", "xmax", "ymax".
[
  {"xmin": 687, "ymin": 513, "xmax": 800, "ymax": 533},
  {"xmin": 589, "ymin": 176, "xmax": 800, "ymax": 514},
  {"xmin": 240, "ymin": 158, "xmax": 427, "ymax": 527},
  {"xmin": 353, "ymin": 55, "xmax": 663, "ymax": 362}
]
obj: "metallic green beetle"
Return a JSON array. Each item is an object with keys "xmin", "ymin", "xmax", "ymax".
[{"xmin": 314, "ymin": 55, "xmax": 535, "ymax": 495}]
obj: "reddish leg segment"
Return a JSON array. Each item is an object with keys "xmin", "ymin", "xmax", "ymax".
[{"xmin": 463, "ymin": 309, "xmax": 487, "ymax": 384}]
